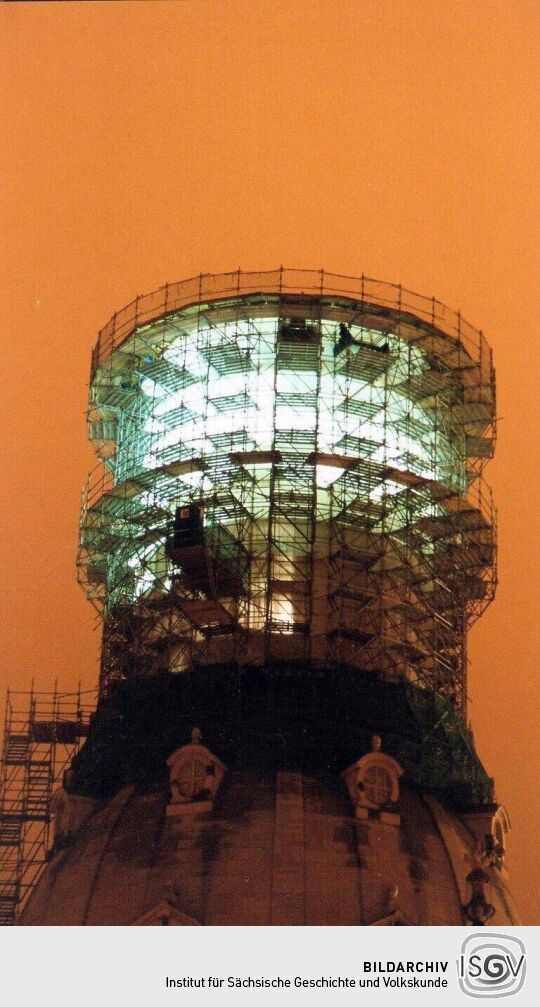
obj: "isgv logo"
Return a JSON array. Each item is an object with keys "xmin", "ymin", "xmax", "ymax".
[{"xmin": 457, "ymin": 933, "xmax": 526, "ymax": 998}]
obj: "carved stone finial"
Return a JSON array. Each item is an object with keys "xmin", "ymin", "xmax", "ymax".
[
  {"xmin": 478, "ymin": 832, "xmax": 505, "ymax": 870},
  {"xmin": 371, "ymin": 735, "xmax": 382, "ymax": 752},
  {"xmin": 462, "ymin": 867, "xmax": 495, "ymax": 926}
]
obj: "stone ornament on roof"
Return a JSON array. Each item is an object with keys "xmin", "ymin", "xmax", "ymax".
[
  {"xmin": 489, "ymin": 805, "xmax": 511, "ymax": 868},
  {"xmin": 462, "ymin": 867, "xmax": 495, "ymax": 926},
  {"xmin": 48, "ymin": 786, "xmax": 98, "ymax": 858},
  {"xmin": 166, "ymin": 727, "xmax": 227, "ymax": 816},
  {"xmin": 342, "ymin": 735, "xmax": 403, "ymax": 825},
  {"xmin": 463, "ymin": 803, "xmax": 511, "ymax": 875}
]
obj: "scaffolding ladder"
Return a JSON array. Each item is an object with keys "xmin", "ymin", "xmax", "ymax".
[{"xmin": 0, "ymin": 684, "xmax": 95, "ymax": 925}]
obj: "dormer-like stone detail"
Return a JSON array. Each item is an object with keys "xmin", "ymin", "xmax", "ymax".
[
  {"xmin": 369, "ymin": 909, "xmax": 413, "ymax": 926},
  {"xmin": 166, "ymin": 727, "xmax": 227, "ymax": 816},
  {"xmin": 131, "ymin": 899, "xmax": 200, "ymax": 926},
  {"xmin": 491, "ymin": 805, "xmax": 511, "ymax": 864},
  {"xmin": 342, "ymin": 735, "xmax": 403, "ymax": 825}
]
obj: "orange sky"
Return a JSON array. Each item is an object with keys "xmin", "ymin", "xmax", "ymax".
[{"xmin": 1, "ymin": 1, "xmax": 539, "ymax": 923}]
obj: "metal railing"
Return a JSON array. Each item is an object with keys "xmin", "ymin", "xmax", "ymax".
[{"xmin": 91, "ymin": 268, "xmax": 491, "ymax": 378}]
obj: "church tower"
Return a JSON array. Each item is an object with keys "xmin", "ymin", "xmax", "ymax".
[{"xmin": 20, "ymin": 269, "xmax": 520, "ymax": 925}]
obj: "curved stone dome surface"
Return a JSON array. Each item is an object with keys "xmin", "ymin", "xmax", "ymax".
[{"xmin": 20, "ymin": 771, "xmax": 520, "ymax": 926}]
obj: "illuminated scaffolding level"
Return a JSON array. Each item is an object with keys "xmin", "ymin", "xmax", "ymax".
[
  {"xmin": 0, "ymin": 686, "xmax": 94, "ymax": 924},
  {"xmin": 78, "ymin": 269, "xmax": 496, "ymax": 713}
]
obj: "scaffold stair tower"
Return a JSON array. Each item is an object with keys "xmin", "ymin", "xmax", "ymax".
[{"xmin": 0, "ymin": 685, "xmax": 95, "ymax": 925}]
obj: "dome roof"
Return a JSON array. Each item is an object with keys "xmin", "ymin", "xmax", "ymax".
[{"xmin": 20, "ymin": 770, "xmax": 520, "ymax": 926}]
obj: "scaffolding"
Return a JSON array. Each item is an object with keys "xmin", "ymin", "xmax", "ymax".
[
  {"xmin": 0, "ymin": 685, "xmax": 95, "ymax": 925},
  {"xmin": 78, "ymin": 269, "xmax": 496, "ymax": 714}
]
